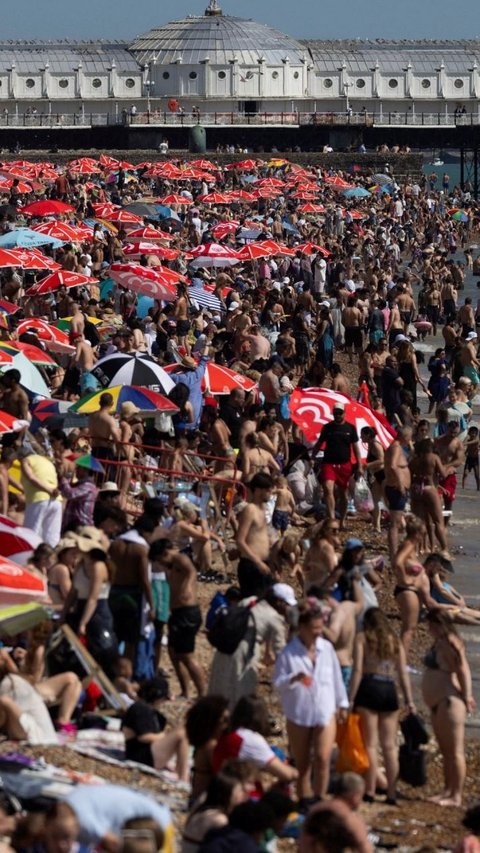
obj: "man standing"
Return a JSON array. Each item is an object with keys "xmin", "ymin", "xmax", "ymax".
[
  {"xmin": 149, "ymin": 538, "xmax": 205, "ymax": 699},
  {"xmin": 341, "ymin": 298, "xmax": 363, "ymax": 363},
  {"xmin": 434, "ymin": 421, "xmax": 465, "ymax": 516},
  {"xmin": 258, "ymin": 358, "xmax": 284, "ymax": 415},
  {"xmin": 88, "ymin": 393, "xmax": 120, "ymax": 466},
  {"xmin": 59, "ymin": 458, "xmax": 99, "ymax": 531},
  {"xmin": 381, "ymin": 356, "xmax": 404, "ymax": 424},
  {"xmin": 312, "ymin": 403, "xmax": 362, "ymax": 529},
  {"xmin": 235, "ymin": 472, "xmax": 274, "ymax": 598},
  {"xmin": 219, "ymin": 389, "xmax": 245, "ymax": 450},
  {"xmin": 20, "ymin": 447, "xmax": 63, "ymax": 547},
  {"xmin": 0, "ymin": 369, "xmax": 30, "ymax": 421},
  {"xmin": 384, "ymin": 426, "xmax": 412, "ymax": 562}
]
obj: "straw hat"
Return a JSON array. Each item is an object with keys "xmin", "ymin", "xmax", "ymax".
[
  {"xmin": 120, "ymin": 401, "xmax": 141, "ymax": 419},
  {"xmin": 72, "ymin": 526, "xmax": 110, "ymax": 556},
  {"xmin": 180, "ymin": 355, "xmax": 197, "ymax": 370}
]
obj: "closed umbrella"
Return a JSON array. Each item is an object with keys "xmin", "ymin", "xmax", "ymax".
[{"xmin": 91, "ymin": 353, "xmax": 175, "ymax": 394}]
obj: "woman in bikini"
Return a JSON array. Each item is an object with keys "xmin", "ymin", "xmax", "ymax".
[
  {"xmin": 241, "ymin": 432, "xmax": 280, "ymax": 484},
  {"xmin": 409, "ymin": 438, "xmax": 452, "ymax": 556},
  {"xmin": 422, "ymin": 609, "xmax": 475, "ymax": 806},
  {"xmin": 361, "ymin": 426, "xmax": 385, "ymax": 533},
  {"xmin": 393, "ymin": 517, "xmax": 432, "ymax": 660}
]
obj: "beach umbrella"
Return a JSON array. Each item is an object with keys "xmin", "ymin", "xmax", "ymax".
[
  {"xmin": 297, "ymin": 203, "xmax": 326, "ymax": 213},
  {"xmin": 288, "ymin": 387, "xmax": 395, "ymax": 459},
  {"xmin": 122, "ymin": 243, "xmax": 180, "ymax": 261},
  {"xmin": 107, "ymin": 209, "xmax": 144, "ymax": 224},
  {"xmin": 21, "ymin": 200, "xmax": 75, "ymax": 215},
  {"xmin": 235, "ymin": 244, "xmax": 272, "ymax": 261},
  {"xmin": 0, "ymin": 351, "xmax": 14, "ymax": 367},
  {"xmin": 26, "ymin": 270, "xmax": 97, "ymax": 296},
  {"xmin": 255, "ymin": 239, "xmax": 295, "ymax": 257},
  {"xmin": 343, "ymin": 187, "xmax": 371, "ymax": 198},
  {"xmin": 197, "ymin": 192, "xmax": 231, "ymax": 205},
  {"xmin": 0, "ymin": 178, "xmax": 33, "ymax": 194},
  {"xmin": 164, "ymin": 362, "xmax": 257, "ymax": 395},
  {"xmin": 91, "ymin": 202, "xmax": 121, "ymax": 218},
  {"xmin": 123, "ymin": 202, "xmax": 166, "ymax": 219},
  {"xmin": 256, "ymin": 178, "xmax": 285, "ymax": 188},
  {"xmin": 109, "ymin": 263, "xmax": 178, "ymax": 301},
  {"xmin": 0, "ymin": 515, "xmax": 42, "ymax": 565},
  {"xmin": 189, "ymin": 243, "xmax": 239, "ymax": 268},
  {"xmin": 0, "ymin": 409, "xmax": 29, "ymax": 433},
  {"xmin": 228, "ymin": 190, "xmax": 257, "ymax": 203},
  {"xmin": 187, "ymin": 286, "xmax": 223, "ymax": 312},
  {"xmin": 16, "ymin": 318, "xmax": 73, "ymax": 355},
  {"xmin": 127, "ymin": 226, "xmax": 173, "ymax": 242},
  {"xmin": 0, "ymin": 341, "xmax": 56, "ymax": 366},
  {"xmin": 91, "ymin": 353, "xmax": 175, "ymax": 394},
  {"xmin": 324, "ymin": 176, "xmax": 354, "ymax": 189},
  {"xmin": 0, "ymin": 299, "xmax": 20, "ymax": 316},
  {"xmin": 225, "ymin": 159, "xmax": 263, "ymax": 171},
  {"xmin": 0, "ymin": 555, "xmax": 47, "ymax": 605},
  {"xmin": 190, "ymin": 159, "xmax": 218, "ymax": 170},
  {"xmin": 295, "ymin": 242, "xmax": 331, "ymax": 257},
  {"xmin": 0, "ymin": 602, "xmax": 51, "ymax": 637},
  {"xmin": 30, "ymin": 399, "xmax": 87, "ymax": 432},
  {"xmin": 449, "ymin": 209, "xmax": 469, "ymax": 222},
  {"xmin": 31, "ymin": 222, "xmax": 90, "ymax": 242},
  {"xmin": 211, "ymin": 222, "xmax": 240, "ymax": 240},
  {"xmin": 70, "ymin": 384, "xmax": 178, "ymax": 415},
  {"xmin": 0, "ymin": 248, "xmax": 60, "ymax": 270},
  {"xmin": 159, "ymin": 194, "xmax": 193, "ymax": 205},
  {"xmin": 2, "ymin": 351, "xmax": 50, "ymax": 398}
]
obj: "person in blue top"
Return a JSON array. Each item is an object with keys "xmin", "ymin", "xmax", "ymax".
[{"xmin": 169, "ymin": 351, "xmax": 209, "ymax": 430}]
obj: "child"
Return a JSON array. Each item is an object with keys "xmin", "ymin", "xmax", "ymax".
[
  {"xmin": 463, "ymin": 425, "xmax": 480, "ymax": 490},
  {"xmin": 113, "ymin": 656, "xmax": 140, "ymax": 703},
  {"xmin": 272, "ymin": 476, "xmax": 296, "ymax": 534}
]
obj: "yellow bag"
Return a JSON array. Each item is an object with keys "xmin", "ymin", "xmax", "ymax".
[{"xmin": 336, "ymin": 712, "xmax": 369, "ymax": 774}]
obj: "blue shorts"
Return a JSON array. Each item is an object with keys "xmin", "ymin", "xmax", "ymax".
[
  {"xmin": 272, "ymin": 509, "xmax": 290, "ymax": 531},
  {"xmin": 385, "ymin": 485, "xmax": 408, "ymax": 512}
]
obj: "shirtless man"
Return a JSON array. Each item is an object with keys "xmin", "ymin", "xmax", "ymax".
[
  {"xmin": 460, "ymin": 332, "xmax": 480, "ymax": 389},
  {"xmin": 88, "ymin": 392, "xmax": 120, "ymax": 466},
  {"xmin": 457, "ymin": 298, "xmax": 476, "ymax": 338},
  {"xmin": 318, "ymin": 580, "xmax": 364, "ymax": 689},
  {"xmin": 73, "ymin": 332, "xmax": 97, "ymax": 395},
  {"xmin": 235, "ymin": 471, "xmax": 274, "ymax": 598},
  {"xmin": 396, "ymin": 285, "xmax": 416, "ymax": 332},
  {"xmin": 238, "ymin": 404, "xmax": 263, "ymax": 453},
  {"xmin": 108, "ymin": 516, "xmax": 156, "ymax": 664},
  {"xmin": 0, "ymin": 369, "xmax": 30, "ymax": 421},
  {"xmin": 383, "ymin": 426, "xmax": 412, "ymax": 563},
  {"xmin": 174, "ymin": 284, "xmax": 191, "ymax": 354},
  {"xmin": 149, "ymin": 538, "xmax": 205, "ymax": 699},
  {"xmin": 434, "ymin": 421, "xmax": 465, "ymax": 515},
  {"xmin": 341, "ymin": 297, "xmax": 363, "ymax": 363},
  {"xmin": 69, "ymin": 304, "xmax": 85, "ymax": 343}
]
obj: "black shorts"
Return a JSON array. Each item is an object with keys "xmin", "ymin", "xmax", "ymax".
[
  {"xmin": 168, "ymin": 605, "xmax": 202, "ymax": 654},
  {"xmin": 109, "ymin": 586, "xmax": 143, "ymax": 644},
  {"xmin": 238, "ymin": 557, "xmax": 272, "ymax": 599},
  {"xmin": 384, "ymin": 485, "xmax": 408, "ymax": 512},
  {"xmin": 400, "ymin": 311, "xmax": 412, "ymax": 325},
  {"xmin": 344, "ymin": 327, "xmax": 363, "ymax": 349},
  {"xmin": 354, "ymin": 674, "xmax": 399, "ymax": 713},
  {"xmin": 176, "ymin": 319, "xmax": 191, "ymax": 336},
  {"xmin": 465, "ymin": 456, "xmax": 479, "ymax": 472}
]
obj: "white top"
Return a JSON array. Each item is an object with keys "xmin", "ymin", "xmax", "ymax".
[{"xmin": 273, "ymin": 635, "xmax": 348, "ymax": 727}]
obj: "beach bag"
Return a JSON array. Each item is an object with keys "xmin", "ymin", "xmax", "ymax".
[
  {"xmin": 207, "ymin": 601, "xmax": 256, "ymax": 655},
  {"xmin": 335, "ymin": 713, "xmax": 369, "ymax": 774},
  {"xmin": 353, "ymin": 476, "xmax": 374, "ymax": 513},
  {"xmin": 279, "ymin": 394, "xmax": 290, "ymax": 420},
  {"xmin": 399, "ymin": 741, "xmax": 427, "ymax": 786}
]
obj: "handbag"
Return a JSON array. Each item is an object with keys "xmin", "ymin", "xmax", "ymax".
[
  {"xmin": 399, "ymin": 712, "xmax": 429, "ymax": 787},
  {"xmin": 335, "ymin": 712, "xmax": 369, "ymax": 774},
  {"xmin": 353, "ymin": 476, "xmax": 374, "ymax": 514}
]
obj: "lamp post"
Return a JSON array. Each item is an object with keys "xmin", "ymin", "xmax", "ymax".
[{"xmin": 145, "ymin": 55, "xmax": 157, "ymax": 113}]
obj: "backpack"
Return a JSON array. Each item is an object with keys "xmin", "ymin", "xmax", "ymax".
[{"xmin": 207, "ymin": 597, "xmax": 256, "ymax": 655}]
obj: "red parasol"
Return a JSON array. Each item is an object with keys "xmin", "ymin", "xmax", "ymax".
[
  {"xmin": 127, "ymin": 226, "xmax": 173, "ymax": 242},
  {"xmin": 106, "ymin": 209, "xmax": 144, "ymax": 224},
  {"xmin": 21, "ymin": 200, "xmax": 75, "ymax": 215},
  {"xmin": 0, "ymin": 249, "xmax": 60, "ymax": 270},
  {"xmin": 26, "ymin": 270, "xmax": 98, "ymax": 296},
  {"xmin": 164, "ymin": 361, "xmax": 257, "ymax": 395},
  {"xmin": 31, "ymin": 222, "xmax": 89, "ymax": 242},
  {"xmin": 289, "ymin": 387, "xmax": 395, "ymax": 459},
  {"xmin": 159, "ymin": 194, "xmax": 194, "ymax": 205},
  {"xmin": 235, "ymin": 244, "xmax": 272, "ymax": 261},
  {"xmin": 122, "ymin": 243, "xmax": 180, "ymax": 261},
  {"xmin": 295, "ymin": 242, "xmax": 331, "ymax": 257},
  {"xmin": 297, "ymin": 203, "xmax": 326, "ymax": 213},
  {"xmin": 197, "ymin": 192, "xmax": 232, "ymax": 204},
  {"xmin": 0, "ymin": 555, "xmax": 47, "ymax": 604},
  {"xmin": 109, "ymin": 263, "xmax": 178, "ymax": 301}
]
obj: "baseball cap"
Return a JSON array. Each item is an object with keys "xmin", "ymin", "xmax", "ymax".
[
  {"xmin": 272, "ymin": 583, "xmax": 297, "ymax": 607},
  {"xmin": 344, "ymin": 538, "xmax": 364, "ymax": 551},
  {"xmin": 98, "ymin": 481, "xmax": 121, "ymax": 495},
  {"xmin": 394, "ymin": 334, "xmax": 410, "ymax": 343},
  {"xmin": 466, "ymin": 331, "xmax": 478, "ymax": 341},
  {"xmin": 228, "ymin": 301, "xmax": 240, "ymax": 312},
  {"xmin": 333, "ymin": 402, "xmax": 345, "ymax": 412}
]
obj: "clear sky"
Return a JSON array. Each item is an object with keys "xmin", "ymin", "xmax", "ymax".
[{"xmin": 1, "ymin": 0, "xmax": 478, "ymax": 41}]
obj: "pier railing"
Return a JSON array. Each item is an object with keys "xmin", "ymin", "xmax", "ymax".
[{"xmin": 0, "ymin": 110, "xmax": 478, "ymax": 129}]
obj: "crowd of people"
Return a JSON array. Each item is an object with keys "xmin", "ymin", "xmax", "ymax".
[{"xmin": 0, "ymin": 151, "xmax": 476, "ymax": 851}]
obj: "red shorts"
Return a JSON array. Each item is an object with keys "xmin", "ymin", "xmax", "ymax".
[
  {"xmin": 322, "ymin": 462, "xmax": 353, "ymax": 490},
  {"xmin": 439, "ymin": 473, "xmax": 457, "ymax": 504}
]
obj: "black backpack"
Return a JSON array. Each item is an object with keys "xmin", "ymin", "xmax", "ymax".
[
  {"xmin": 83, "ymin": 315, "xmax": 100, "ymax": 347},
  {"xmin": 207, "ymin": 601, "xmax": 256, "ymax": 655}
]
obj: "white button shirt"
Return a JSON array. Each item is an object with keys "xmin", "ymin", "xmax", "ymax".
[{"xmin": 273, "ymin": 635, "xmax": 348, "ymax": 727}]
